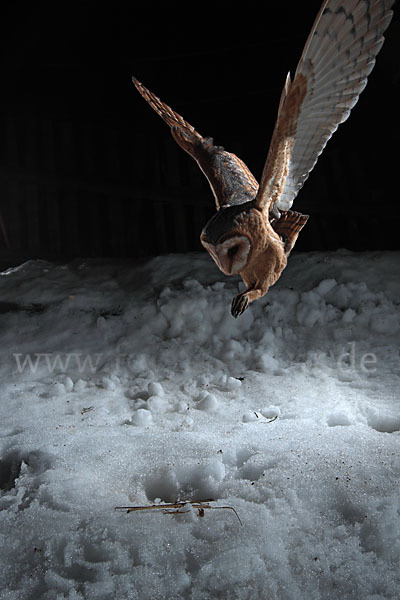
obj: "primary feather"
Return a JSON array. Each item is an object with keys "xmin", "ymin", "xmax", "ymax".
[{"xmin": 256, "ymin": 0, "xmax": 394, "ymax": 213}]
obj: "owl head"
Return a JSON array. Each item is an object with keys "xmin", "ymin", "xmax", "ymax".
[{"xmin": 200, "ymin": 202, "xmax": 259, "ymax": 276}]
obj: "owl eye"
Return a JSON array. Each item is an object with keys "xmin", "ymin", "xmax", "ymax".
[{"xmin": 227, "ymin": 245, "xmax": 239, "ymax": 259}]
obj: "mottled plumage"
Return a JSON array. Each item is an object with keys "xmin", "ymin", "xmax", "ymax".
[{"xmin": 133, "ymin": 0, "xmax": 394, "ymax": 317}]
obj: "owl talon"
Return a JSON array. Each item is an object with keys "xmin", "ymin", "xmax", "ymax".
[{"xmin": 231, "ymin": 293, "xmax": 249, "ymax": 318}]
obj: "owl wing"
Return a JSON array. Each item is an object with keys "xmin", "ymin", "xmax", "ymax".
[
  {"xmin": 133, "ymin": 77, "xmax": 258, "ymax": 209},
  {"xmin": 255, "ymin": 0, "xmax": 394, "ymax": 215}
]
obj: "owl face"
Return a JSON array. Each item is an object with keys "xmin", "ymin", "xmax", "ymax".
[
  {"xmin": 201, "ymin": 234, "xmax": 251, "ymax": 275},
  {"xmin": 200, "ymin": 204, "xmax": 256, "ymax": 276}
]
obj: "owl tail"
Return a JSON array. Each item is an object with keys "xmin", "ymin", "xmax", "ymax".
[{"xmin": 271, "ymin": 210, "xmax": 309, "ymax": 256}]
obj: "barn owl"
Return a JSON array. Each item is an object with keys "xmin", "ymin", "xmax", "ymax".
[{"xmin": 133, "ymin": 0, "xmax": 394, "ymax": 317}]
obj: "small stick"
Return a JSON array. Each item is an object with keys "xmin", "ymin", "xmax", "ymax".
[
  {"xmin": 115, "ymin": 499, "xmax": 242, "ymax": 525},
  {"xmin": 261, "ymin": 415, "xmax": 278, "ymax": 424},
  {"xmin": 206, "ymin": 505, "xmax": 243, "ymax": 526}
]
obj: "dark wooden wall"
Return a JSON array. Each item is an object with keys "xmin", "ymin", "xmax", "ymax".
[
  {"xmin": 0, "ymin": 108, "xmax": 397, "ymax": 268},
  {"xmin": 0, "ymin": 111, "xmax": 210, "ymax": 263},
  {"xmin": 0, "ymin": 2, "xmax": 398, "ymax": 267}
]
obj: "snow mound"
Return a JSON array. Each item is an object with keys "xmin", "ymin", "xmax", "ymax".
[{"xmin": 0, "ymin": 250, "xmax": 399, "ymax": 599}]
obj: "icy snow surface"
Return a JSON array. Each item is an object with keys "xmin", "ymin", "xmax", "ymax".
[{"xmin": 0, "ymin": 249, "xmax": 399, "ymax": 600}]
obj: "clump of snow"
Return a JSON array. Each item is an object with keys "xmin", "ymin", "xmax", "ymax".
[
  {"xmin": 148, "ymin": 381, "xmax": 164, "ymax": 397},
  {"xmin": 131, "ymin": 408, "xmax": 153, "ymax": 427},
  {"xmin": 261, "ymin": 405, "xmax": 281, "ymax": 419},
  {"xmin": 0, "ymin": 250, "xmax": 399, "ymax": 599},
  {"xmin": 197, "ymin": 392, "xmax": 219, "ymax": 413},
  {"xmin": 242, "ymin": 410, "xmax": 262, "ymax": 423}
]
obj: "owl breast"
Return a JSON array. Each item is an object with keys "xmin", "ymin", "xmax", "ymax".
[{"xmin": 201, "ymin": 235, "xmax": 251, "ymax": 276}]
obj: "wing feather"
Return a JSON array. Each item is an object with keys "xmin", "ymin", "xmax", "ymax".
[
  {"xmin": 132, "ymin": 77, "xmax": 258, "ymax": 209},
  {"xmin": 255, "ymin": 0, "xmax": 394, "ymax": 214}
]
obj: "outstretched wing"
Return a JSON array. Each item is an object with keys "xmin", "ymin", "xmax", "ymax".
[
  {"xmin": 255, "ymin": 0, "xmax": 394, "ymax": 214},
  {"xmin": 132, "ymin": 77, "xmax": 258, "ymax": 209}
]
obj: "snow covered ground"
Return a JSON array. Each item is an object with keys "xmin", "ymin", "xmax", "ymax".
[{"xmin": 0, "ymin": 249, "xmax": 399, "ymax": 600}]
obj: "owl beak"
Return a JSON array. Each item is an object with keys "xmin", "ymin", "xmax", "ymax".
[{"xmin": 218, "ymin": 255, "xmax": 236, "ymax": 276}]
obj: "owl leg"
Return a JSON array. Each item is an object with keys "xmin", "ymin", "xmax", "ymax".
[
  {"xmin": 231, "ymin": 288, "xmax": 262, "ymax": 318},
  {"xmin": 270, "ymin": 205, "xmax": 281, "ymax": 220}
]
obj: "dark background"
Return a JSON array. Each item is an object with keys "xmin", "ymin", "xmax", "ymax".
[{"xmin": 1, "ymin": 1, "xmax": 399, "ymax": 267}]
